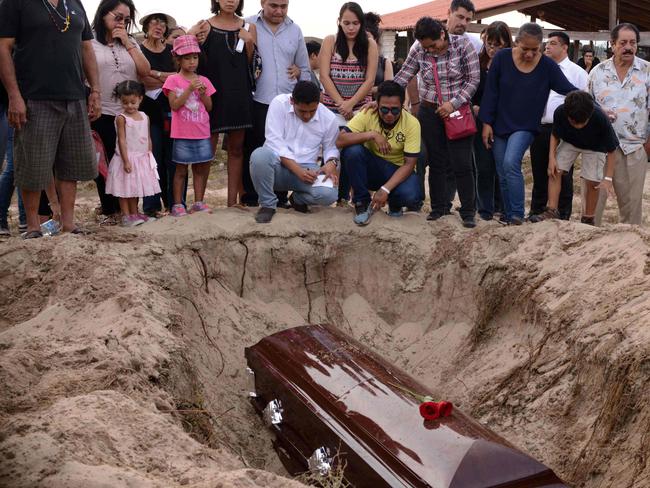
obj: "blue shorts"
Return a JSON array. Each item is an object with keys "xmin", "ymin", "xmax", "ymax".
[{"xmin": 172, "ymin": 138, "xmax": 213, "ymax": 164}]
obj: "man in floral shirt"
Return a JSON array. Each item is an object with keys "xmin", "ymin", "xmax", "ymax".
[{"xmin": 590, "ymin": 23, "xmax": 650, "ymax": 225}]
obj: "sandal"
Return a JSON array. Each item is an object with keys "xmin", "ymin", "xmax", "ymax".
[
  {"xmin": 21, "ymin": 230, "xmax": 43, "ymax": 240},
  {"xmin": 67, "ymin": 227, "xmax": 92, "ymax": 235}
]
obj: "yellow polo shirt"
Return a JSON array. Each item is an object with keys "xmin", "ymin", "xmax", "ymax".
[{"xmin": 346, "ymin": 109, "xmax": 421, "ymax": 166}]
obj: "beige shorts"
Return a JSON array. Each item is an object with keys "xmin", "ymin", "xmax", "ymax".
[{"xmin": 556, "ymin": 141, "xmax": 606, "ymax": 182}]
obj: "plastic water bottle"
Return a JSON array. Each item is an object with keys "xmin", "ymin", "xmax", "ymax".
[{"xmin": 40, "ymin": 219, "xmax": 60, "ymax": 236}]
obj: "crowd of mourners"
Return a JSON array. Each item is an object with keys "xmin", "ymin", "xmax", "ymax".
[{"xmin": 0, "ymin": 0, "xmax": 649, "ymax": 238}]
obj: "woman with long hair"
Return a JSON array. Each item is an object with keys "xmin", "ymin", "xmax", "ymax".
[
  {"xmin": 473, "ymin": 21, "xmax": 511, "ymax": 221},
  {"xmin": 91, "ymin": 0, "xmax": 151, "ymax": 222},
  {"xmin": 364, "ymin": 12, "xmax": 393, "ymax": 99},
  {"xmin": 319, "ymin": 2, "xmax": 378, "ymax": 204}
]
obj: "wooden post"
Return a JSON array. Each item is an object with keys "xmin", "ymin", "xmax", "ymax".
[{"xmin": 609, "ymin": 0, "xmax": 617, "ymax": 30}]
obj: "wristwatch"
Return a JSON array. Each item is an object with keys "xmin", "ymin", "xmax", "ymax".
[{"xmin": 326, "ymin": 157, "xmax": 340, "ymax": 170}]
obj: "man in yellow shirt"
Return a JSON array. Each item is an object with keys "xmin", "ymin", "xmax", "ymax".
[{"xmin": 337, "ymin": 81, "xmax": 422, "ymax": 225}]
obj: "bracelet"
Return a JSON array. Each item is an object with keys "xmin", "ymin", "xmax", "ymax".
[
  {"xmin": 380, "ymin": 185, "xmax": 390, "ymax": 195},
  {"xmin": 326, "ymin": 158, "xmax": 340, "ymax": 169},
  {"xmin": 604, "ymin": 176, "xmax": 613, "ymax": 182},
  {"xmin": 90, "ymin": 87, "xmax": 101, "ymax": 94}
]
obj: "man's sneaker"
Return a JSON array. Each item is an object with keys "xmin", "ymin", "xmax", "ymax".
[
  {"xmin": 190, "ymin": 201, "xmax": 211, "ymax": 214},
  {"xmin": 171, "ymin": 204, "xmax": 188, "ymax": 217},
  {"xmin": 509, "ymin": 216, "xmax": 525, "ymax": 226},
  {"xmin": 255, "ymin": 207, "xmax": 276, "ymax": 223},
  {"xmin": 426, "ymin": 211, "xmax": 443, "ymax": 221},
  {"xmin": 387, "ymin": 205, "xmax": 403, "ymax": 218},
  {"xmin": 462, "ymin": 215, "xmax": 477, "ymax": 228},
  {"xmin": 289, "ymin": 193, "xmax": 310, "ymax": 213},
  {"xmin": 581, "ymin": 215, "xmax": 596, "ymax": 226},
  {"xmin": 529, "ymin": 208, "xmax": 560, "ymax": 223},
  {"xmin": 353, "ymin": 202, "xmax": 373, "ymax": 226},
  {"xmin": 0, "ymin": 227, "xmax": 10, "ymax": 237}
]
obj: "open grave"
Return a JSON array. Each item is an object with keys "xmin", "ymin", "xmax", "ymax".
[{"xmin": 1, "ymin": 209, "xmax": 650, "ymax": 487}]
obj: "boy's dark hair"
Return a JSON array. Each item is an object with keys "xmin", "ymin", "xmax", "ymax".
[
  {"xmin": 611, "ymin": 22, "xmax": 640, "ymax": 43},
  {"xmin": 450, "ymin": 0, "xmax": 476, "ymax": 13},
  {"xmin": 563, "ymin": 91, "xmax": 594, "ymax": 124},
  {"xmin": 211, "ymin": 0, "xmax": 243, "ymax": 16},
  {"xmin": 292, "ymin": 81, "xmax": 321, "ymax": 105},
  {"xmin": 92, "ymin": 0, "xmax": 137, "ymax": 46},
  {"xmin": 548, "ymin": 31, "xmax": 570, "ymax": 46},
  {"xmin": 414, "ymin": 17, "xmax": 447, "ymax": 42},
  {"xmin": 376, "ymin": 80, "xmax": 405, "ymax": 106},
  {"xmin": 112, "ymin": 80, "xmax": 145, "ymax": 101},
  {"xmin": 582, "ymin": 45, "xmax": 594, "ymax": 54},
  {"xmin": 306, "ymin": 40, "xmax": 321, "ymax": 57},
  {"xmin": 365, "ymin": 12, "xmax": 382, "ymax": 42}
]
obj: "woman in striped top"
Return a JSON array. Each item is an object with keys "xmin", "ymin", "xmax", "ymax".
[{"xmin": 319, "ymin": 2, "xmax": 378, "ymax": 202}]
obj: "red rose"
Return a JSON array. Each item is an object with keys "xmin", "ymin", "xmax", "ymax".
[
  {"xmin": 419, "ymin": 401, "xmax": 441, "ymax": 420},
  {"xmin": 439, "ymin": 401, "xmax": 454, "ymax": 417}
]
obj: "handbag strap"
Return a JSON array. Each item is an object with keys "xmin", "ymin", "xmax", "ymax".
[{"xmin": 431, "ymin": 60, "xmax": 444, "ymax": 106}]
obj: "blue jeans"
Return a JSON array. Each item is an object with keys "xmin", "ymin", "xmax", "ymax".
[
  {"xmin": 492, "ymin": 131, "xmax": 535, "ymax": 221},
  {"xmin": 341, "ymin": 144, "xmax": 422, "ymax": 208},
  {"xmin": 250, "ymin": 147, "xmax": 338, "ymax": 209},
  {"xmin": 0, "ymin": 123, "xmax": 26, "ymax": 228}
]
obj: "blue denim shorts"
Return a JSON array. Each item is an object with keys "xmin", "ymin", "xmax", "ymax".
[{"xmin": 172, "ymin": 138, "xmax": 213, "ymax": 164}]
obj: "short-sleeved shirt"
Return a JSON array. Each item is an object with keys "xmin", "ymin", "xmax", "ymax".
[
  {"xmin": 163, "ymin": 74, "xmax": 216, "ymax": 140},
  {"xmin": 552, "ymin": 105, "xmax": 619, "ymax": 154},
  {"xmin": 0, "ymin": 0, "xmax": 93, "ymax": 100},
  {"xmin": 345, "ymin": 110, "xmax": 421, "ymax": 167}
]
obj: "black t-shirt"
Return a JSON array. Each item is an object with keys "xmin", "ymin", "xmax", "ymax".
[
  {"xmin": 552, "ymin": 105, "xmax": 619, "ymax": 154},
  {"xmin": 140, "ymin": 44, "xmax": 175, "ymax": 125},
  {"xmin": 0, "ymin": 0, "xmax": 93, "ymax": 101}
]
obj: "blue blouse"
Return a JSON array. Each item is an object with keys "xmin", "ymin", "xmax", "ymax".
[{"xmin": 478, "ymin": 49, "xmax": 578, "ymax": 137}]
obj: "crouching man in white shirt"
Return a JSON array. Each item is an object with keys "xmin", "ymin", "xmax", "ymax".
[{"xmin": 251, "ymin": 81, "xmax": 340, "ymax": 223}]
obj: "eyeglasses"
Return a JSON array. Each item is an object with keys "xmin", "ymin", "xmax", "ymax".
[
  {"xmin": 148, "ymin": 18, "xmax": 167, "ymax": 28},
  {"xmin": 379, "ymin": 107, "xmax": 401, "ymax": 116},
  {"xmin": 109, "ymin": 11, "xmax": 131, "ymax": 26}
]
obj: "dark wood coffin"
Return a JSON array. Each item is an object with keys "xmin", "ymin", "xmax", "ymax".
[{"xmin": 244, "ymin": 324, "xmax": 567, "ymax": 488}]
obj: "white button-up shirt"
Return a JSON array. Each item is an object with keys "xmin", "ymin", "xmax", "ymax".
[
  {"xmin": 264, "ymin": 94, "xmax": 340, "ymax": 166},
  {"xmin": 588, "ymin": 56, "xmax": 650, "ymax": 155},
  {"xmin": 541, "ymin": 56, "xmax": 589, "ymax": 124},
  {"xmin": 247, "ymin": 12, "xmax": 311, "ymax": 105}
]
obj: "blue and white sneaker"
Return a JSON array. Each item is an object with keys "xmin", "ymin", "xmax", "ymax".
[{"xmin": 353, "ymin": 202, "xmax": 373, "ymax": 226}]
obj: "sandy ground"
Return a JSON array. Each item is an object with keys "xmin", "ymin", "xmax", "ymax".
[{"xmin": 1, "ymin": 161, "xmax": 650, "ymax": 487}]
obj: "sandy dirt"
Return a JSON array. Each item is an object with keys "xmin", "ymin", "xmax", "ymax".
[{"xmin": 1, "ymin": 166, "xmax": 650, "ymax": 487}]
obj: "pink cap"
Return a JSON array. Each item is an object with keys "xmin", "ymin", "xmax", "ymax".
[{"xmin": 172, "ymin": 35, "xmax": 201, "ymax": 56}]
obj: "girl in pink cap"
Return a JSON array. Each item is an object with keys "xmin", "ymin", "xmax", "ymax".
[{"xmin": 163, "ymin": 35, "xmax": 217, "ymax": 216}]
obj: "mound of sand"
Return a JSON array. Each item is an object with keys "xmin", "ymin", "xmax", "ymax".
[{"xmin": 1, "ymin": 208, "xmax": 650, "ymax": 487}]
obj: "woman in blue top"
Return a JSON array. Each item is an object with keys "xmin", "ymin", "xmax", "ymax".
[{"xmin": 479, "ymin": 23, "xmax": 578, "ymax": 225}]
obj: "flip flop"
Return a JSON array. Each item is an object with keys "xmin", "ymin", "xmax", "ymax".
[
  {"xmin": 21, "ymin": 230, "xmax": 43, "ymax": 240},
  {"xmin": 67, "ymin": 227, "xmax": 92, "ymax": 235}
]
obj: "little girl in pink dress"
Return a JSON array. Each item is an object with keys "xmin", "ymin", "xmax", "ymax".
[{"xmin": 106, "ymin": 81, "xmax": 161, "ymax": 227}]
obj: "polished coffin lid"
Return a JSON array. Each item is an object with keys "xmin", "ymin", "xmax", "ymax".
[{"xmin": 245, "ymin": 324, "xmax": 567, "ymax": 488}]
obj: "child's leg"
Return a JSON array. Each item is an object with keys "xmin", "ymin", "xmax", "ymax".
[
  {"xmin": 583, "ymin": 179, "xmax": 600, "ymax": 218},
  {"xmin": 127, "ymin": 198, "xmax": 139, "ymax": 216},
  {"xmin": 173, "ymin": 164, "xmax": 189, "ymax": 205},
  {"xmin": 546, "ymin": 172, "xmax": 563, "ymax": 210},
  {"xmin": 118, "ymin": 197, "xmax": 131, "ymax": 216},
  {"xmin": 191, "ymin": 162, "xmax": 211, "ymax": 203},
  {"xmin": 226, "ymin": 130, "xmax": 245, "ymax": 207}
]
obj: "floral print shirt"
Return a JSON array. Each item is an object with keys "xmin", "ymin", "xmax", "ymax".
[{"xmin": 588, "ymin": 56, "xmax": 650, "ymax": 155}]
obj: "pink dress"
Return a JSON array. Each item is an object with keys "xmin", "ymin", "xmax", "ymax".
[{"xmin": 106, "ymin": 112, "xmax": 161, "ymax": 198}]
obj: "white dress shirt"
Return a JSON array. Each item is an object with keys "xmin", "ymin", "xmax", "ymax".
[
  {"xmin": 264, "ymin": 94, "xmax": 340, "ymax": 166},
  {"xmin": 541, "ymin": 56, "xmax": 588, "ymax": 124}
]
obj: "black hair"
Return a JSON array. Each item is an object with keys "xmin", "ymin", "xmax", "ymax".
[
  {"xmin": 112, "ymin": 80, "xmax": 145, "ymax": 101},
  {"xmin": 211, "ymin": 0, "xmax": 244, "ymax": 16},
  {"xmin": 306, "ymin": 40, "xmax": 321, "ymax": 57},
  {"xmin": 612, "ymin": 23, "xmax": 640, "ymax": 43},
  {"xmin": 564, "ymin": 91, "xmax": 594, "ymax": 124},
  {"xmin": 414, "ymin": 17, "xmax": 447, "ymax": 43},
  {"xmin": 92, "ymin": 0, "xmax": 137, "ymax": 46},
  {"xmin": 516, "ymin": 22, "xmax": 543, "ymax": 43},
  {"xmin": 365, "ymin": 12, "xmax": 382, "ymax": 42},
  {"xmin": 548, "ymin": 31, "xmax": 570, "ymax": 46},
  {"xmin": 450, "ymin": 0, "xmax": 476, "ymax": 14},
  {"xmin": 376, "ymin": 80, "xmax": 405, "ymax": 106},
  {"xmin": 479, "ymin": 20, "xmax": 512, "ymax": 70},
  {"xmin": 143, "ymin": 13, "xmax": 170, "ymax": 38},
  {"xmin": 292, "ymin": 81, "xmax": 321, "ymax": 105},
  {"xmin": 335, "ymin": 2, "xmax": 369, "ymax": 68},
  {"xmin": 582, "ymin": 45, "xmax": 594, "ymax": 54}
]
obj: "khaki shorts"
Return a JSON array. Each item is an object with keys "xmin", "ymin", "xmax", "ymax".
[
  {"xmin": 556, "ymin": 141, "xmax": 606, "ymax": 182},
  {"xmin": 14, "ymin": 100, "xmax": 97, "ymax": 191}
]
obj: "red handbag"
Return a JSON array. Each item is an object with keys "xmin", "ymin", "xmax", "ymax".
[{"xmin": 431, "ymin": 60, "xmax": 477, "ymax": 140}]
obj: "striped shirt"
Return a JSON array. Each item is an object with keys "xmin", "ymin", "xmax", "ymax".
[
  {"xmin": 322, "ymin": 52, "xmax": 371, "ymax": 113},
  {"xmin": 394, "ymin": 35, "xmax": 480, "ymax": 110}
]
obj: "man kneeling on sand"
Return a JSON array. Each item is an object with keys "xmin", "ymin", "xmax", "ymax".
[
  {"xmin": 337, "ymin": 81, "xmax": 422, "ymax": 226},
  {"xmin": 530, "ymin": 91, "xmax": 619, "ymax": 225},
  {"xmin": 251, "ymin": 81, "xmax": 340, "ymax": 224}
]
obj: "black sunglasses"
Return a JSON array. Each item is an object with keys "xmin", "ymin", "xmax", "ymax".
[{"xmin": 379, "ymin": 107, "xmax": 401, "ymax": 116}]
